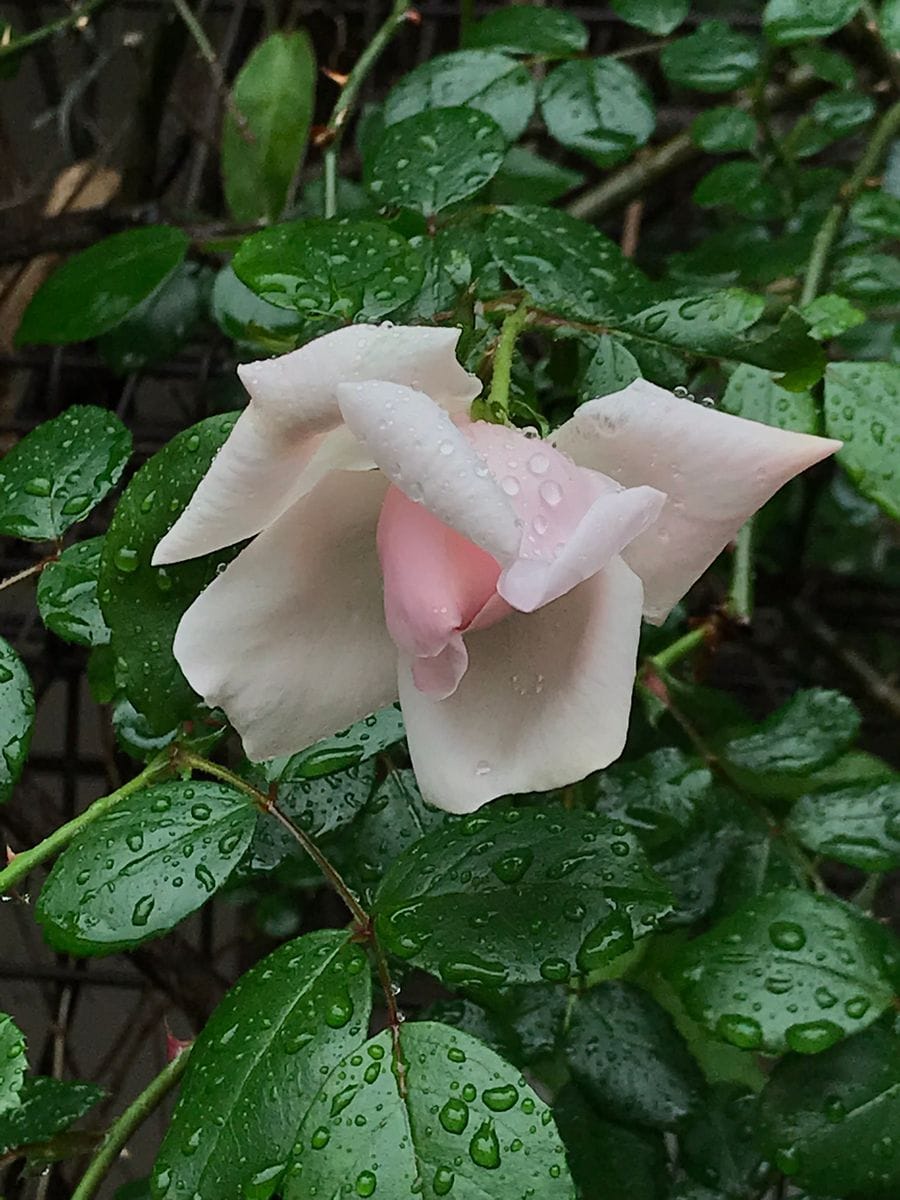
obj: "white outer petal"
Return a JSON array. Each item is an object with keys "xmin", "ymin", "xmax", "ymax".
[
  {"xmin": 154, "ymin": 324, "xmax": 481, "ymax": 565},
  {"xmin": 400, "ymin": 556, "xmax": 644, "ymax": 813},
  {"xmin": 172, "ymin": 469, "xmax": 398, "ymax": 760},
  {"xmin": 554, "ymin": 379, "xmax": 841, "ymax": 622}
]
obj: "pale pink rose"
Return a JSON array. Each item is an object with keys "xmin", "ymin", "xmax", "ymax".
[{"xmin": 153, "ymin": 324, "xmax": 839, "ymax": 813}]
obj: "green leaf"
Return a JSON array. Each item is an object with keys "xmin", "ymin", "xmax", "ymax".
[
  {"xmin": 679, "ymin": 1084, "xmax": 768, "ymax": 1198},
  {"xmin": 882, "ymin": 0, "xmax": 900, "ymax": 50},
  {"xmin": 693, "ymin": 161, "xmax": 782, "ymax": 219},
  {"xmin": 222, "ymin": 31, "xmax": 316, "ymax": 223},
  {"xmin": 278, "ymin": 705, "xmax": 405, "ymax": 779},
  {"xmin": 579, "ymin": 334, "xmax": 642, "ymax": 402},
  {"xmin": 0, "ymin": 638, "xmax": 34, "ymax": 806},
  {"xmin": 851, "ymin": 188, "xmax": 900, "ymax": 237},
  {"xmin": 211, "ymin": 265, "xmax": 304, "ymax": 353},
  {"xmin": 110, "ymin": 696, "xmax": 225, "ymax": 765},
  {"xmin": 720, "ymin": 689, "xmax": 860, "ymax": 797},
  {"xmin": 232, "ymin": 219, "xmax": 424, "ymax": 324},
  {"xmin": 98, "ymin": 263, "xmax": 208, "ymax": 374},
  {"xmin": 832, "ymin": 250, "xmax": 900, "ymax": 305},
  {"xmin": 0, "ymin": 1014, "xmax": 27, "ymax": 1116},
  {"xmin": 720, "ymin": 364, "xmax": 817, "ymax": 433},
  {"xmin": 152, "ymin": 930, "xmax": 371, "ymax": 1200},
  {"xmin": 811, "ymin": 90, "xmax": 875, "ymax": 136},
  {"xmin": 374, "ymin": 804, "xmax": 672, "ymax": 988},
  {"xmin": 540, "ymin": 59, "xmax": 655, "ymax": 168},
  {"xmin": 553, "ymin": 1085, "xmax": 667, "ymax": 1200},
  {"xmin": 366, "ymin": 107, "xmax": 506, "ymax": 216},
  {"xmin": 99, "ymin": 412, "xmax": 239, "ymax": 733},
  {"xmin": 487, "ymin": 205, "xmax": 651, "ymax": 323},
  {"xmin": 788, "ymin": 779, "xmax": 900, "ymax": 871},
  {"xmin": 340, "ymin": 769, "xmax": 448, "ymax": 904},
  {"xmin": 798, "ymin": 293, "xmax": 865, "ymax": 341},
  {"xmin": 764, "ymin": 0, "xmax": 862, "ymax": 45},
  {"xmin": 463, "ymin": 5, "xmax": 588, "ymax": 55},
  {"xmin": 282, "ymin": 1022, "xmax": 575, "ymax": 1199},
  {"xmin": 611, "ymin": 0, "xmax": 690, "ymax": 35},
  {"xmin": 617, "ymin": 290, "xmax": 766, "ymax": 358},
  {"xmin": 791, "ymin": 43, "xmax": 857, "ymax": 87},
  {"xmin": 37, "ymin": 781, "xmax": 255, "ymax": 955},
  {"xmin": 690, "ymin": 106, "xmax": 757, "ymax": 153},
  {"xmin": 755, "ymin": 1017, "xmax": 900, "ymax": 1194},
  {"xmin": 565, "ymin": 982, "xmax": 704, "ymax": 1129},
  {"xmin": 660, "ymin": 22, "xmax": 762, "ymax": 93},
  {"xmin": 17, "ymin": 226, "xmax": 190, "ymax": 345},
  {"xmin": 37, "ymin": 538, "xmax": 109, "ymax": 647},
  {"xmin": 825, "ymin": 362, "xmax": 900, "ymax": 520},
  {"xmin": 0, "ymin": 406, "xmax": 131, "ymax": 541},
  {"xmin": 383, "ymin": 50, "xmax": 536, "ymax": 141},
  {"xmin": 667, "ymin": 888, "xmax": 895, "ymax": 1054},
  {"xmin": 0, "ymin": 1077, "xmax": 104, "ymax": 1156},
  {"xmin": 488, "ymin": 146, "xmax": 584, "ymax": 206}
]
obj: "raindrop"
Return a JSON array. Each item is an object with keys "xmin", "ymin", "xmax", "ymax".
[
  {"xmin": 785, "ymin": 1019, "xmax": 842, "ymax": 1054},
  {"xmin": 482, "ymin": 1084, "xmax": 519, "ymax": 1113},
  {"xmin": 469, "ymin": 1119, "xmax": 500, "ymax": 1170},
  {"xmin": 433, "ymin": 1166, "xmax": 455, "ymax": 1195},
  {"xmin": 500, "ymin": 476, "xmax": 520, "ymax": 497},
  {"xmin": 539, "ymin": 480, "xmax": 562, "ymax": 507},
  {"xmin": 768, "ymin": 921, "xmax": 806, "ymax": 951},
  {"xmin": 355, "ymin": 1170, "xmax": 377, "ymax": 1196},
  {"xmin": 716, "ymin": 1013, "xmax": 763, "ymax": 1050},
  {"xmin": 439, "ymin": 1098, "xmax": 469, "ymax": 1135},
  {"xmin": 131, "ymin": 895, "xmax": 155, "ymax": 926}
]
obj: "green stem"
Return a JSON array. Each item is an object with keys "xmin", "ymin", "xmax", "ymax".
[
  {"xmin": 0, "ymin": 755, "xmax": 169, "ymax": 897},
  {"xmin": 800, "ymin": 98, "xmax": 900, "ymax": 306},
  {"xmin": 322, "ymin": 0, "xmax": 412, "ymax": 218},
  {"xmin": 485, "ymin": 300, "xmax": 530, "ymax": 421},
  {"xmin": 170, "ymin": 0, "xmax": 252, "ymax": 140},
  {"xmin": 649, "ymin": 625, "xmax": 709, "ymax": 673},
  {"xmin": 728, "ymin": 519, "xmax": 755, "ymax": 624},
  {"xmin": 0, "ymin": 0, "xmax": 114, "ymax": 61},
  {"xmin": 72, "ymin": 1047, "xmax": 192, "ymax": 1200},
  {"xmin": 176, "ymin": 751, "xmax": 370, "ymax": 928}
]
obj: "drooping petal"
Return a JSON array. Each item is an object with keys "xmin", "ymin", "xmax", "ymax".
[
  {"xmin": 172, "ymin": 470, "xmax": 398, "ymax": 761},
  {"xmin": 553, "ymin": 379, "xmax": 841, "ymax": 622},
  {"xmin": 337, "ymin": 380, "xmax": 522, "ymax": 565},
  {"xmin": 154, "ymin": 325, "xmax": 480, "ymax": 564},
  {"xmin": 399, "ymin": 555, "xmax": 644, "ymax": 813}
]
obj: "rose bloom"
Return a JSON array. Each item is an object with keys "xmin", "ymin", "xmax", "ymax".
[{"xmin": 154, "ymin": 324, "xmax": 838, "ymax": 813}]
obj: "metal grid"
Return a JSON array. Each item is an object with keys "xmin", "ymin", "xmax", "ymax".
[{"xmin": 0, "ymin": 3, "xmax": 898, "ymax": 1196}]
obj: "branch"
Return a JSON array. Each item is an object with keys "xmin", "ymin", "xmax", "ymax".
[
  {"xmin": 0, "ymin": 0, "xmax": 115, "ymax": 62},
  {"xmin": 72, "ymin": 1046, "xmax": 192, "ymax": 1200}
]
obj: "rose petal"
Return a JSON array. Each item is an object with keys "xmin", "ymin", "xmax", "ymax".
[
  {"xmin": 337, "ymin": 380, "xmax": 522, "ymax": 565},
  {"xmin": 154, "ymin": 324, "xmax": 479, "ymax": 565},
  {"xmin": 553, "ymin": 379, "xmax": 841, "ymax": 622},
  {"xmin": 399, "ymin": 555, "xmax": 644, "ymax": 813},
  {"xmin": 172, "ymin": 470, "xmax": 397, "ymax": 760}
]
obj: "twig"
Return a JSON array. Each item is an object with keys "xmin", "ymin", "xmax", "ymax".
[
  {"xmin": 0, "ymin": 0, "xmax": 114, "ymax": 62},
  {"xmin": 318, "ymin": 0, "xmax": 414, "ymax": 219},
  {"xmin": 0, "ymin": 754, "xmax": 170, "ymax": 897},
  {"xmin": 800, "ymin": 98, "xmax": 900, "ymax": 306},
  {"xmin": 0, "ymin": 555, "xmax": 56, "ymax": 593},
  {"xmin": 728, "ymin": 520, "xmax": 755, "ymax": 625},
  {"xmin": 373, "ymin": 939, "xmax": 408, "ymax": 1098},
  {"xmin": 620, "ymin": 199, "xmax": 644, "ymax": 258},
  {"xmin": 649, "ymin": 624, "xmax": 711, "ymax": 673},
  {"xmin": 169, "ymin": 0, "xmax": 253, "ymax": 143},
  {"xmin": 483, "ymin": 299, "xmax": 530, "ymax": 421},
  {"xmin": 71, "ymin": 1046, "xmax": 192, "ymax": 1200}
]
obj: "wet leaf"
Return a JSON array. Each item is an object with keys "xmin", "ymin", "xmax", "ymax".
[
  {"xmin": 463, "ymin": 6, "xmax": 588, "ymax": 55},
  {"xmin": 667, "ymin": 889, "xmax": 895, "ymax": 1054},
  {"xmin": 679, "ymin": 1084, "xmax": 769, "ymax": 1198},
  {"xmin": 0, "ymin": 1014, "xmax": 27, "ymax": 1116},
  {"xmin": 374, "ymin": 804, "xmax": 672, "ymax": 988},
  {"xmin": 99, "ymin": 412, "xmax": 239, "ymax": 733},
  {"xmin": 0, "ymin": 637, "xmax": 34, "ymax": 806},
  {"xmin": 720, "ymin": 364, "xmax": 817, "ymax": 433},
  {"xmin": 36, "ymin": 781, "xmax": 255, "ymax": 954},
  {"xmin": 579, "ymin": 334, "xmax": 642, "ymax": 402},
  {"xmin": 17, "ymin": 226, "xmax": 189, "ymax": 345},
  {"xmin": 211, "ymin": 265, "xmax": 304, "ymax": 354},
  {"xmin": 755, "ymin": 1017, "xmax": 900, "ymax": 1195},
  {"xmin": 690, "ymin": 106, "xmax": 757, "ymax": 153},
  {"xmin": 565, "ymin": 982, "xmax": 704, "ymax": 1129},
  {"xmin": 98, "ymin": 263, "xmax": 208, "ymax": 373},
  {"xmin": 366, "ymin": 107, "xmax": 506, "ymax": 216},
  {"xmin": 541, "ymin": 58, "xmax": 656, "ymax": 168},
  {"xmin": 383, "ymin": 50, "xmax": 536, "ymax": 141},
  {"xmin": 0, "ymin": 406, "xmax": 131, "ymax": 541},
  {"xmin": 488, "ymin": 147, "xmax": 584, "ymax": 206},
  {"xmin": 282, "ymin": 1023, "xmax": 575, "ymax": 1199},
  {"xmin": 824, "ymin": 361, "xmax": 900, "ymax": 520},
  {"xmin": 37, "ymin": 538, "xmax": 109, "ymax": 647},
  {"xmin": 222, "ymin": 31, "xmax": 316, "ymax": 223},
  {"xmin": 661, "ymin": 22, "xmax": 762, "ymax": 93},
  {"xmin": 280, "ymin": 705, "xmax": 405, "ymax": 779},
  {"xmin": 152, "ymin": 930, "xmax": 371, "ymax": 1200},
  {"xmin": 788, "ymin": 778, "xmax": 900, "ymax": 871},
  {"xmin": 611, "ymin": 0, "xmax": 690, "ymax": 35},
  {"xmin": 0, "ymin": 1077, "xmax": 104, "ymax": 1157},
  {"xmin": 232, "ymin": 219, "xmax": 424, "ymax": 325},
  {"xmin": 763, "ymin": 0, "xmax": 862, "ymax": 45}
]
